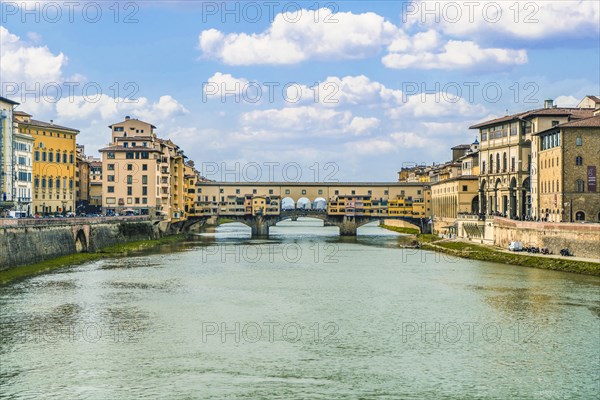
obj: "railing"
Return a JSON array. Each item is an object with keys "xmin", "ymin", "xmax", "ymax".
[{"xmin": 0, "ymin": 215, "xmax": 151, "ymax": 227}]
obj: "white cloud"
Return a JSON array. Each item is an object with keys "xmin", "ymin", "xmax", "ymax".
[
  {"xmin": 348, "ymin": 117, "xmax": 380, "ymax": 135},
  {"xmin": 55, "ymin": 94, "xmax": 188, "ymax": 122},
  {"xmin": 199, "ymin": 9, "xmax": 397, "ymax": 65},
  {"xmin": 403, "ymin": 0, "xmax": 600, "ymax": 41},
  {"xmin": 0, "ymin": 26, "xmax": 67, "ymax": 84},
  {"xmin": 554, "ymin": 95, "xmax": 580, "ymax": 108},
  {"xmin": 203, "ymin": 72, "xmax": 251, "ymax": 99},
  {"xmin": 387, "ymin": 92, "xmax": 487, "ymax": 118},
  {"xmin": 383, "ymin": 40, "xmax": 527, "ymax": 70},
  {"xmin": 240, "ymin": 106, "xmax": 353, "ymax": 136}
]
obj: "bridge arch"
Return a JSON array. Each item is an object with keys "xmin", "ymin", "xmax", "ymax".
[
  {"xmin": 296, "ymin": 197, "xmax": 312, "ymax": 209},
  {"xmin": 313, "ymin": 197, "xmax": 327, "ymax": 210},
  {"xmin": 75, "ymin": 229, "xmax": 88, "ymax": 253},
  {"xmin": 281, "ymin": 197, "xmax": 295, "ymax": 210}
]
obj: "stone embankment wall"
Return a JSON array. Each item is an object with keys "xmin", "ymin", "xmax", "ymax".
[
  {"xmin": 493, "ymin": 217, "xmax": 600, "ymax": 260},
  {"xmin": 0, "ymin": 219, "xmax": 161, "ymax": 271}
]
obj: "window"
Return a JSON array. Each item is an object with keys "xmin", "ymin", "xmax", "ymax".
[
  {"xmin": 142, "ymin": 164, "xmax": 148, "ymax": 171},
  {"xmin": 302, "ymin": 189, "xmax": 307, "ymax": 195},
  {"xmin": 126, "ymin": 152, "xmax": 134, "ymax": 159},
  {"xmin": 35, "ymin": 151, "xmax": 40, "ymax": 161},
  {"xmin": 576, "ymin": 137, "xmax": 582, "ymax": 146},
  {"xmin": 107, "ymin": 164, "xmax": 115, "ymax": 171},
  {"xmin": 135, "ymin": 198, "xmax": 140, "ymax": 204},
  {"xmin": 220, "ymin": 189, "xmax": 224, "ymax": 193},
  {"xmin": 575, "ymin": 211, "xmax": 585, "ymax": 221},
  {"xmin": 42, "ymin": 152, "xmax": 47, "ymax": 162},
  {"xmin": 42, "ymin": 178, "xmax": 46, "ymax": 188},
  {"xmin": 141, "ymin": 152, "xmax": 149, "ymax": 159},
  {"xmin": 142, "ymin": 175, "xmax": 147, "ymax": 184},
  {"xmin": 285, "ymin": 189, "xmax": 290, "ymax": 195},
  {"xmin": 142, "ymin": 198, "xmax": 147, "ymax": 204},
  {"xmin": 70, "ymin": 154, "xmax": 74, "ymax": 163},
  {"xmin": 142, "ymin": 187, "xmax": 147, "ymax": 196},
  {"xmin": 108, "ymin": 175, "xmax": 115, "ymax": 182},
  {"xmin": 56, "ymin": 179, "xmax": 60, "ymax": 189},
  {"xmin": 48, "ymin": 179, "xmax": 53, "ymax": 188},
  {"xmin": 127, "ymin": 187, "xmax": 132, "ymax": 196},
  {"xmin": 496, "ymin": 154, "xmax": 500, "ymax": 173},
  {"xmin": 334, "ymin": 190, "xmax": 339, "ymax": 195},
  {"xmin": 462, "ymin": 185, "xmax": 468, "ymax": 192},
  {"xmin": 269, "ymin": 189, "xmax": 274, "ymax": 195},
  {"xmin": 114, "ymin": 127, "xmax": 124, "ymax": 132},
  {"xmin": 511, "ymin": 157, "xmax": 516, "ymax": 172},
  {"xmin": 107, "ymin": 152, "xmax": 115, "ymax": 159},
  {"xmin": 575, "ymin": 179, "xmax": 585, "ymax": 192},
  {"xmin": 69, "ymin": 179, "xmax": 73, "ymax": 189},
  {"xmin": 575, "ymin": 156, "xmax": 583, "ymax": 166},
  {"xmin": 127, "ymin": 175, "xmax": 133, "ymax": 184},
  {"xmin": 482, "ymin": 161, "xmax": 486, "ymax": 174},
  {"xmin": 503, "ymin": 153, "xmax": 507, "ymax": 172},
  {"xmin": 127, "ymin": 164, "xmax": 133, "ymax": 171},
  {"xmin": 384, "ymin": 190, "xmax": 389, "ymax": 196}
]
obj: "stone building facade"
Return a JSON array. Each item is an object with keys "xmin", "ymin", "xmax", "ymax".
[{"xmin": 533, "ymin": 114, "xmax": 600, "ymax": 222}]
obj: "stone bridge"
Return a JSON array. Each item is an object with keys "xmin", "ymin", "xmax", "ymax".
[{"xmin": 219, "ymin": 210, "xmax": 430, "ymax": 236}]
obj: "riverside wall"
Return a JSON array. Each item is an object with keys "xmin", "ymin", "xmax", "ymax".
[
  {"xmin": 493, "ymin": 217, "xmax": 600, "ymax": 260},
  {"xmin": 0, "ymin": 217, "xmax": 162, "ymax": 270}
]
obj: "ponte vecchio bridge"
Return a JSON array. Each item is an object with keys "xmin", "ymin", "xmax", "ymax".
[{"xmin": 195, "ymin": 182, "xmax": 432, "ymax": 236}]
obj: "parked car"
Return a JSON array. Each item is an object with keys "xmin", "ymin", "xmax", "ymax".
[{"xmin": 508, "ymin": 241, "xmax": 523, "ymax": 252}]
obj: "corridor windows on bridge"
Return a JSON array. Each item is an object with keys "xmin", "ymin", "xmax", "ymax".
[
  {"xmin": 576, "ymin": 156, "xmax": 583, "ymax": 166},
  {"xmin": 236, "ymin": 189, "xmax": 240, "ymax": 194},
  {"xmin": 302, "ymin": 190, "xmax": 307, "ymax": 195},
  {"xmin": 285, "ymin": 189, "xmax": 290, "ymax": 195},
  {"xmin": 575, "ymin": 179, "xmax": 585, "ymax": 193},
  {"xmin": 269, "ymin": 189, "xmax": 274, "ymax": 195}
]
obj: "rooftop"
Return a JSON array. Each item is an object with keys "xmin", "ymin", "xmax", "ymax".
[
  {"xmin": 20, "ymin": 118, "xmax": 80, "ymax": 133},
  {"xmin": 469, "ymin": 107, "xmax": 594, "ymax": 129},
  {"xmin": 534, "ymin": 115, "xmax": 600, "ymax": 135},
  {"xmin": 0, "ymin": 96, "xmax": 19, "ymax": 105}
]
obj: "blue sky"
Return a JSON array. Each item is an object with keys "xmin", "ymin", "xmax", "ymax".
[{"xmin": 1, "ymin": 0, "xmax": 599, "ymax": 181}]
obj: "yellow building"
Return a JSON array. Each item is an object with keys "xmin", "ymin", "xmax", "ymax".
[
  {"xmin": 184, "ymin": 161, "xmax": 198, "ymax": 218},
  {"xmin": 75, "ymin": 145, "xmax": 90, "ymax": 212},
  {"xmin": 89, "ymin": 158, "xmax": 102, "ymax": 212},
  {"xmin": 431, "ymin": 176, "xmax": 480, "ymax": 235},
  {"xmin": 14, "ymin": 111, "xmax": 79, "ymax": 215}
]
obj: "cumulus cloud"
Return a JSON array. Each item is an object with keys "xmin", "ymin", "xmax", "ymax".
[
  {"xmin": 0, "ymin": 26, "xmax": 67, "ymax": 84},
  {"xmin": 198, "ymin": 9, "xmax": 398, "ymax": 65},
  {"xmin": 56, "ymin": 94, "xmax": 188, "ymax": 122},
  {"xmin": 387, "ymin": 92, "xmax": 487, "ymax": 118},
  {"xmin": 240, "ymin": 106, "xmax": 353, "ymax": 135},
  {"xmin": 348, "ymin": 117, "xmax": 380, "ymax": 135},
  {"xmin": 403, "ymin": 0, "xmax": 600, "ymax": 41},
  {"xmin": 383, "ymin": 39, "xmax": 527, "ymax": 70},
  {"xmin": 554, "ymin": 95, "xmax": 580, "ymax": 108}
]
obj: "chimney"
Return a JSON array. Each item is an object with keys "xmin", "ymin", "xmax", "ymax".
[
  {"xmin": 544, "ymin": 99, "xmax": 554, "ymax": 109},
  {"xmin": 125, "ymin": 116, "xmax": 130, "ymax": 120}
]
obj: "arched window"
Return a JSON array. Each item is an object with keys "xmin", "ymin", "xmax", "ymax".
[
  {"xmin": 556, "ymin": 180, "xmax": 560, "ymax": 192},
  {"xmin": 575, "ymin": 156, "xmax": 583, "ymax": 166},
  {"xmin": 503, "ymin": 152, "xmax": 507, "ymax": 172},
  {"xmin": 575, "ymin": 179, "xmax": 585, "ymax": 192},
  {"xmin": 496, "ymin": 154, "xmax": 500, "ymax": 173},
  {"xmin": 575, "ymin": 211, "xmax": 585, "ymax": 221},
  {"xmin": 552, "ymin": 181, "xmax": 554, "ymax": 192},
  {"xmin": 489, "ymin": 155, "xmax": 494, "ymax": 173}
]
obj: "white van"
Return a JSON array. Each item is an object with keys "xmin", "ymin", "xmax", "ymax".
[
  {"xmin": 8, "ymin": 211, "xmax": 27, "ymax": 219},
  {"xmin": 508, "ymin": 241, "xmax": 523, "ymax": 252}
]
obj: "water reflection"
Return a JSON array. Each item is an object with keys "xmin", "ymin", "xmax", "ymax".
[{"xmin": 0, "ymin": 220, "xmax": 599, "ymax": 399}]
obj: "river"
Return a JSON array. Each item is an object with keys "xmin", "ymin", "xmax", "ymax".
[{"xmin": 1, "ymin": 220, "xmax": 599, "ymax": 399}]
